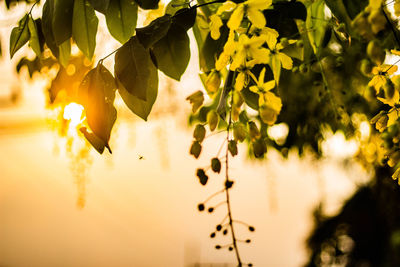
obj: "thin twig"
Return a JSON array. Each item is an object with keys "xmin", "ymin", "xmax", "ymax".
[{"xmin": 224, "ymin": 71, "xmax": 242, "ymax": 266}]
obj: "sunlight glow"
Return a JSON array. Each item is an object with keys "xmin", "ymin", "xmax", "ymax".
[
  {"xmin": 63, "ymin": 103, "xmax": 84, "ymax": 128},
  {"xmin": 322, "ymin": 131, "xmax": 358, "ymax": 159}
]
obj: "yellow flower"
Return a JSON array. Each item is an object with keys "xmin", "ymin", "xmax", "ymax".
[
  {"xmin": 235, "ymin": 69, "xmax": 251, "ymax": 91},
  {"xmin": 227, "ymin": 0, "xmax": 272, "ymax": 30},
  {"xmin": 230, "ymin": 34, "xmax": 270, "ymax": 70},
  {"xmin": 249, "ymin": 68, "xmax": 277, "ymax": 106},
  {"xmin": 215, "ymin": 30, "xmax": 236, "ymax": 70},
  {"xmin": 210, "ymin": 14, "xmax": 223, "ymax": 40},
  {"xmin": 368, "ymin": 64, "xmax": 398, "ymax": 93},
  {"xmin": 210, "ymin": 1, "xmax": 237, "ymax": 40}
]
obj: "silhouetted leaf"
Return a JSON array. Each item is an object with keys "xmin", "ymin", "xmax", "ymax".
[
  {"xmin": 136, "ymin": 15, "xmax": 172, "ymax": 49},
  {"xmin": 152, "ymin": 23, "xmax": 190, "ymax": 80},
  {"xmin": 200, "ymin": 24, "xmax": 229, "ymax": 72},
  {"xmin": 190, "ymin": 141, "xmax": 202, "ymax": 158},
  {"xmin": 173, "ymin": 7, "xmax": 197, "ymax": 31},
  {"xmin": 73, "ymin": 0, "xmax": 98, "ymax": 59},
  {"xmin": 78, "ymin": 64, "xmax": 117, "ymax": 153},
  {"xmin": 52, "ymin": 0, "xmax": 74, "ymax": 45},
  {"xmin": 42, "ymin": 0, "xmax": 59, "ymax": 58},
  {"xmin": 27, "ymin": 16, "xmax": 41, "ymax": 57},
  {"xmin": 9, "ymin": 14, "xmax": 30, "ymax": 59},
  {"xmin": 211, "ymin": 158, "xmax": 221, "ymax": 173},
  {"xmin": 88, "ymin": 0, "xmax": 110, "ymax": 13},
  {"xmin": 135, "ymin": 0, "xmax": 159, "ymax": 10},
  {"xmin": 105, "ymin": 0, "xmax": 138, "ymax": 43},
  {"xmin": 80, "ymin": 127, "xmax": 107, "ymax": 154},
  {"xmin": 196, "ymin": 168, "xmax": 208, "ymax": 185},
  {"xmin": 115, "ymin": 36, "xmax": 157, "ymax": 101},
  {"xmin": 228, "ymin": 140, "xmax": 238, "ymax": 156}
]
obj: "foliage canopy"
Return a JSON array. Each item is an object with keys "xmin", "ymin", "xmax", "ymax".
[{"xmin": 7, "ymin": 0, "xmax": 400, "ymax": 265}]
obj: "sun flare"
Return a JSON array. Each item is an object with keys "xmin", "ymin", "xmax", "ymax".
[{"xmin": 63, "ymin": 103, "xmax": 84, "ymax": 128}]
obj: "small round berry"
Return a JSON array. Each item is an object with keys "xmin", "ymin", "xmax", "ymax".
[
  {"xmin": 208, "ymin": 207, "xmax": 214, "ymax": 213},
  {"xmin": 249, "ymin": 226, "xmax": 255, "ymax": 232},
  {"xmin": 215, "ymin": 245, "xmax": 221, "ymax": 249},
  {"xmin": 210, "ymin": 232, "xmax": 216, "ymax": 238},
  {"xmin": 216, "ymin": 224, "xmax": 222, "ymax": 231}
]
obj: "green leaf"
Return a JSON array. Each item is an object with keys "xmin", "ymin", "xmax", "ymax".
[
  {"xmin": 151, "ymin": 24, "xmax": 190, "ymax": 80},
  {"xmin": 9, "ymin": 14, "xmax": 30, "ymax": 59},
  {"xmin": 88, "ymin": 0, "xmax": 110, "ymax": 13},
  {"xmin": 200, "ymin": 24, "xmax": 229, "ymax": 73},
  {"xmin": 172, "ymin": 7, "xmax": 197, "ymax": 31},
  {"xmin": 73, "ymin": 0, "xmax": 98, "ymax": 59},
  {"xmin": 241, "ymin": 87, "xmax": 259, "ymax": 110},
  {"xmin": 306, "ymin": 0, "xmax": 327, "ymax": 54},
  {"xmin": 115, "ymin": 36, "xmax": 157, "ymax": 101},
  {"xmin": 80, "ymin": 127, "xmax": 108, "ymax": 154},
  {"xmin": 52, "ymin": 0, "xmax": 74, "ymax": 45},
  {"xmin": 117, "ymin": 77, "xmax": 158, "ymax": 121},
  {"xmin": 28, "ymin": 16, "xmax": 41, "ymax": 57},
  {"xmin": 78, "ymin": 64, "xmax": 117, "ymax": 152},
  {"xmin": 135, "ymin": 0, "xmax": 159, "ymax": 10},
  {"xmin": 281, "ymin": 41, "xmax": 304, "ymax": 61},
  {"xmin": 59, "ymin": 39, "xmax": 71, "ymax": 68},
  {"xmin": 105, "ymin": 0, "xmax": 138, "ymax": 44},
  {"xmin": 136, "ymin": 15, "xmax": 172, "ymax": 49},
  {"xmin": 42, "ymin": 0, "xmax": 59, "ymax": 58}
]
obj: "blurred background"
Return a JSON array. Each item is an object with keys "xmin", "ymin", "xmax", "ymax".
[{"xmin": 0, "ymin": 2, "xmax": 371, "ymax": 266}]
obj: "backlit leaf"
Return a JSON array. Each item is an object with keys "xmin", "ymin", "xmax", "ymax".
[
  {"xmin": 105, "ymin": 0, "xmax": 138, "ymax": 44},
  {"xmin": 88, "ymin": 0, "xmax": 110, "ymax": 13},
  {"xmin": 73, "ymin": 0, "xmax": 98, "ymax": 59},
  {"xmin": 173, "ymin": 7, "xmax": 197, "ymax": 31},
  {"xmin": 9, "ymin": 14, "xmax": 30, "ymax": 59},
  {"xmin": 115, "ymin": 36, "xmax": 157, "ymax": 101},
  {"xmin": 151, "ymin": 24, "xmax": 190, "ymax": 80},
  {"xmin": 52, "ymin": 0, "xmax": 74, "ymax": 45},
  {"xmin": 136, "ymin": 15, "xmax": 172, "ymax": 49},
  {"xmin": 28, "ymin": 16, "xmax": 41, "ymax": 57},
  {"xmin": 78, "ymin": 64, "xmax": 117, "ymax": 153},
  {"xmin": 59, "ymin": 39, "xmax": 71, "ymax": 67},
  {"xmin": 42, "ymin": 0, "xmax": 59, "ymax": 58},
  {"xmin": 306, "ymin": 0, "xmax": 326, "ymax": 54}
]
